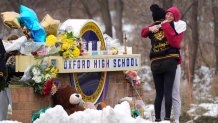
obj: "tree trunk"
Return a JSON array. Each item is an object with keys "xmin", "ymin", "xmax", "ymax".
[
  {"xmin": 190, "ymin": 0, "xmax": 199, "ymax": 82},
  {"xmin": 80, "ymin": 0, "xmax": 93, "ymax": 19},
  {"xmin": 97, "ymin": 0, "xmax": 112, "ymax": 37},
  {"xmin": 213, "ymin": 6, "xmax": 218, "ymax": 73},
  {"xmin": 114, "ymin": 0, "xmax": 123, "ymax": 44},
  {"xmin": 162, "ymin": 0, "xmax": 173, "ymax": 10}
]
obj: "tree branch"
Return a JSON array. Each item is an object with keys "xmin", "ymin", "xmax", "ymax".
[
  {"xmin": 181, "ymin": 0, "xmax": 197, "ymax": 20},
  {"xmin": 80, "ymin": 0, "xmax": 93, "ymax": 19}
]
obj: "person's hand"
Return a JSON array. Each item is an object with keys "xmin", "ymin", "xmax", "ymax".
[
  {"xmin": 161, "ymin": 20, "xmax": 171, "ymax": 24},
  {"xmin": 149, "ymin": 25, "xmax": 160, "ymax": 33},
  {"xmin": 0, "ymin": 72, "xmax": 3, "ymax": 77}
]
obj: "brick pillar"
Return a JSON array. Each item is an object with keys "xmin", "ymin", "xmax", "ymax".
[
  {"xmin": 104, "ymin": 72, "xmax": 129, "ymax": 106},
  {"xmin": 104, "ymin": 71, "xmax": 143, "ymax": 107},
  {"xmin": 10, "ymin": 86, "xmax": 51, "ymax": 123}
]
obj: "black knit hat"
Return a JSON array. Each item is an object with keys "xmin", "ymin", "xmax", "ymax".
[{"xmin": 150, "ymin": 4, "xmax": 166, "ymax": 22}]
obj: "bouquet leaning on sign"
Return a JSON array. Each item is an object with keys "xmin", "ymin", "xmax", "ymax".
[{"xmin": 20, "ymin": 58, "xmax": 59, "ymax": 95}]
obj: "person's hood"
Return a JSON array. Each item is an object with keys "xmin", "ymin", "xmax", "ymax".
[{"xmin": 167, "ymin": 7, "xmax": 180, "ymax": 22}]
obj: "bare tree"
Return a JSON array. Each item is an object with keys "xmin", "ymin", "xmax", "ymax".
[
  {"xmin": 162, "ymin": 0, "xmax": 173, "ymax": 10},
  {"xmin": 181, "ymin": 0, "xmax": 196, "ymax": 20},
  {"xmin": 212, "ymin": 0, "xmax": 218, "ymax": 73},
  {"xmin": 114, "ymin": 0, "xmax": 123, "ymax": 44},
  {"xmin": 190, "ymin": 0, "xmax": 199, "ymax": 82},
  {"xmin": 7, "ymin": 0, "xmax": 20, "ymax": 12},
  {"xmin": 97, "ymin": 0, "xmax": 112, "ymax": 36},
  {"xmin": 80, "ymin": 0, "xmax": 93, "ymax": 19}
]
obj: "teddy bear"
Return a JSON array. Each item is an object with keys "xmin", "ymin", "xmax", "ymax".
[{"xmin": 52, "ymin": 82, "xmax": 85, "ymax": 115}]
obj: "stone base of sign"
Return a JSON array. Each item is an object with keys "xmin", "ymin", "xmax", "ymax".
[{"xmin": 10, "ymin": 86, "xmax": 51, "ymax": 123}]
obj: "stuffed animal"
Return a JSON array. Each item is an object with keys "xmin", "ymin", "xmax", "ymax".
[{"xmin": 52, "ymin": 82, "xmax": 85, "ymax": 115}]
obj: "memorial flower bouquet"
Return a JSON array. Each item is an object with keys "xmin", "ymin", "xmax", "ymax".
[
  {"xmin": 29, "ymin": 59, "xmax": 58, "ymax": 95},
  {"xmin": 58, "ymin": 31, "xmax": 81, "ymax": 58},
  {"xmin": 31, "ymin": 35, "xmax": 61, "ymax": 59},
  {"xmin": 124, "ymin": 70, "xmax": 141, "ymax": 86},
  {"xmin": 31, "ymin": 31, "xmax": 81, "ymax": 59}
]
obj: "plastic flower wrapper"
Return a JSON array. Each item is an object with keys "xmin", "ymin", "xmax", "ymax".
[
  {"xmin": 46, "ymin": 45, "xmax": 61, "ymax": 56},
  {"xmin": 124, "ymin": 70, "xmax": 141, "ymax": 86},
  {"xmin": 20, "ymin": 40, "xmax": 44, "ymax": 55},
  {"xmin": 31, "ymin": 46, "xmax": 47, "ymax": 59},
  {"xmin": 20, "ymin": 66, "xmax": 32, "ymax": 81},
  {"xmin": 31, "ymin": 43, "xmax": 61, "ymax": 59}
]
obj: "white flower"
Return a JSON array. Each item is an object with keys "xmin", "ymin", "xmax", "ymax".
[
  {"xmin": 32, "ymin": 75, "xmax": 42, "ymax": 83},
  {"xmin": 32, "ymin": 67, "xmax": 41, "ymax": 76},
  {"xmin": 44, "ymin": 74, "xmax": 52, "ymax": 81},
  {"xmin": 66, "ymin": 26, "xmax": 73, "ymax": 33}
]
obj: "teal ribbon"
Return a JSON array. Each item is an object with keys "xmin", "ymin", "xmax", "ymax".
[
  {"xmin": 131, "ymin": 109, "xmax": 140, "ymax": 118},
  {"xmin": 32, "ymin": 106, "xmax": 50, "ymax": 122}
]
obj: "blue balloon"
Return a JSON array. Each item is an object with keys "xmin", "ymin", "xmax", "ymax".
[
  {"xmin": 20, "ymin": 5, "xmax": 46, "ymax": 42},
  {"xmin": 20, "ymin": 5, "xmax": 38, "ymax": 30},
  {"xmin": 31, "ymin": 29, "xmax": 46, "ymax": 43}
]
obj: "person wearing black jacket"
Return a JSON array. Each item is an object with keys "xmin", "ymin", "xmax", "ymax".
[
  {"xmin": 0, "ymin": 38, "xmax": 9, "ymax": 121},
  {"xmin": 141, "ymin": 4, "xmax": 183, "ymax": 122}
]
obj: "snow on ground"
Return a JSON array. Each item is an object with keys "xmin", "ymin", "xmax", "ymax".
[
  {"xmin": 137, "ymin": 65, "xmax": 153, "ymax": 91},
  {"xmin": 32, "ymin": 101, "xmax": 171, "ymax": 123},
  {"xmin": 188, "ymin": 103, "xmax": 218, "ymax": 120},
  {"xmin": 193, "ymin": 66, "xmax": 215, "ymax": 99},
  {"xmin": 199, "ymin": 103, "xmax": 218, "ymax": 117}
]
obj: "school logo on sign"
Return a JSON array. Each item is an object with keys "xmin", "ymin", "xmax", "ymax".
[{"xmin": 71, "ymin": 21, "xmax": 108, "ymax": 104}]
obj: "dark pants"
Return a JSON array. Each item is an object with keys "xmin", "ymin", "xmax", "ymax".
[{"xmin": 151, "ymin": 58, "xmax": 177, "ymax": 120}]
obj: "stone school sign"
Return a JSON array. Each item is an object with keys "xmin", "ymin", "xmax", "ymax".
[{"xmin": 15, "ymin": 54, "xmax": 141, "ymax": 73}]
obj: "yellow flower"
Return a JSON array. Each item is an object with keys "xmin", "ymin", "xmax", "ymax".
[
  {"xmin": 46, "ymin": 35, "xmax": 57, "ymax": 47},
  {"xmin": 52, "ymin": 83, "xmax": 57, "ymax": 94},
  {"xmin": 63, "ymin": 50, "xmax": 69, "ymax": 58},
  {"xmin": 72, "ymin": 47, "xmax": 80, "ymax": 57},
  {"xmin": 58, "ymin": 34, "xmax": 67, "ymax": 41},
  {"xmin": 58, "ymin": 32, "xmax": 81, "ymax": 58},
  {"xmin": 62, "ymin": 43, "xmax": 69, "ymax": 51}
]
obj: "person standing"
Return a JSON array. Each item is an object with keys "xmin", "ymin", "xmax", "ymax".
[
  {"xmin": 0, "ymin": 38, "xmax": 9, "ymax": 121},
  {"xmin": 160, "ymin": 6, "xmax": 186, "ymax": 123},
  {"xmin": 141, "ymin": 4, "xmax": 184, "ymax": 122},
  {"xmin": 0, "ymin": 35, "xmax": 26, "ymax": 120}
]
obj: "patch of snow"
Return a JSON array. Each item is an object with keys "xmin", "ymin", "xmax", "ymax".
[
  {"xmin": 187, "ymin": 103, "xmax": 218, "ymax": 120},
  {"xmin": 199, "ymin": 103, "xmax": 218, "ymax": 117},
  {"xmin": 137, "ymin": 65, "xmax": 153, "ymax": 91},
  {"xmin": 193, "ymin": 66, "xmax": 215, "ymax": 99}
]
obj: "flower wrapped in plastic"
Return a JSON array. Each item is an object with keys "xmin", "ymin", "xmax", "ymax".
[
  {"xmin": 30, "ymin": 35, "xmax": 61, "ymax": 59},
  {"xmin": 124, "ymin": 70, "xmax": 141, "ymax": 86},
  {"xmin": 28, "ymin": 58, "xmax": 58, "ymax": 95}
]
